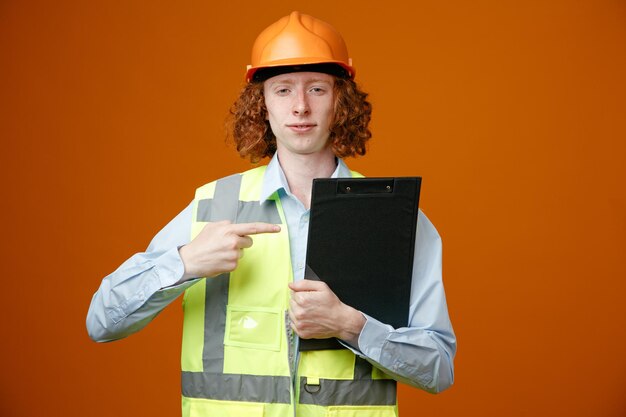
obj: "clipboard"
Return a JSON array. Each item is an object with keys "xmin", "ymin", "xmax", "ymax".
[{"xmin": 299, "ymin": 177, "xmax": 422, "ymax": 350}]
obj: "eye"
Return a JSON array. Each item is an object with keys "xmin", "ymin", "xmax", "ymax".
[
  {"xmin": 275, "ymin": 88, "xmax": 291, "ymax": 96},
  {"xmin": 309, "ymin": 87, "xmax": 326, "ymax": 94}
]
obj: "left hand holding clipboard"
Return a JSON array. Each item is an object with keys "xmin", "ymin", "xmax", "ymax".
[{"xmin": 288, "ymin": 280, "xmax": 366, "ymax": 347}]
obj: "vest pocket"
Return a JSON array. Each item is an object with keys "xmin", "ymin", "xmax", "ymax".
[
  {"xmin": 187, "ymin": 398, "xmax": 264, "ymax": 417},
  {"xmin": 326, "ymin": 406, "xmax": 397, "ymax": 417},
  {"xmin": 225, "ymin": 305, "xmax": 282, "ymax": 351}
]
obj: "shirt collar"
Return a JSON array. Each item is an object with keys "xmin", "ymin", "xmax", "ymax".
[{"xmin": 259, "ymin": 154, "xmax": 353, "ymax": 203}]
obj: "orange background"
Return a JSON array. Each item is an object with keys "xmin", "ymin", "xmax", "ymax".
[{"xmin": 1, "ymin": 1, "xmax": 625, "ymax": 416}]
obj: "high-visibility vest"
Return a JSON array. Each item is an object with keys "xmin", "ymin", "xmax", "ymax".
[{"xmin": 181, "ymin": 165, "xmax": 398, "ymax": 417}]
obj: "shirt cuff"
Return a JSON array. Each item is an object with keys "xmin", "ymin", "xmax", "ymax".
[
  {"xmin": 356, "ymin": 313, "xmax": 394, "ymax": 362},
  {"xmin": 154, "ymin": 246, "xmax": 187, "ymax": 289}
]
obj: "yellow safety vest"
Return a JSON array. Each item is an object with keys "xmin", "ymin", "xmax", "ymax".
[{"xmin": 181, "ymin": 166, "xmax": 398, "ymax": 417}]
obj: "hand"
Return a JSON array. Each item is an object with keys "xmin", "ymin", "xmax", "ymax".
[
  {"xmin": 178, "ymin": 221, "xmax": 280, "ymax": 280},
  {"xmin": 288, "ymin": 279, "xmax": 366, "ymax": 347}
]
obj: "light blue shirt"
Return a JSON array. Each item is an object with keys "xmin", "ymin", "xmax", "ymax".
[{"xmin": 86, "ymin": 154, "xmax": 456, "ymax": 393}]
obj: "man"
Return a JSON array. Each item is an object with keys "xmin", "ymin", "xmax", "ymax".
[{"xmin": 87, "ymin": 11, "xmax": 456, "ymax": 417}]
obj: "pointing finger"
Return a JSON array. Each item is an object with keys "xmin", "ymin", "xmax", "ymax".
[{"xmin": 230, "ymin": 222, "xmax": 281, "ymax": 236}]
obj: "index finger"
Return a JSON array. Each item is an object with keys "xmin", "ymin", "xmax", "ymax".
[{"xmin": 229, "ymin": 222, "xmax": 281, "ymax": 236}]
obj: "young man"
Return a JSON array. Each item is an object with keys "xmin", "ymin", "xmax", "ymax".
[{"xmin": 87, "ymin": 11, "xmax": 456, "ymax": 417}]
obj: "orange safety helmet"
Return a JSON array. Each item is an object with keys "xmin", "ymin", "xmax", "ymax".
[{"xmin": 246, "ymin": 11, "xmax": 355, "ymax": 83}]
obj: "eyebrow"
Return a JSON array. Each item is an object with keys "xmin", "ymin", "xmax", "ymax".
[{"xmin": 267, "ymin": 77, "xmax": 333, "ymax": 87}]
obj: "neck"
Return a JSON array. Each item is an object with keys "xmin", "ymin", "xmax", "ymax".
[{"xmin": 277, "ymin": 148, "xmax": 337, "ymax": 209}]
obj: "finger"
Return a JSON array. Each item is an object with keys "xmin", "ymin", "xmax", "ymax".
[
  {"xmin": 289, "ymin": 294, "xmax": 300, "ymax": 310},
  {"xmin": 289, "ymin": 279, "xmax": 327, "ymax": 292},
  {"xmin": 291, "ymin": 293, "xmax": 307, "ymax": 308},
  {"xmin": 237, "ymin": 235, "xmax": 254, "ymax": 249},
  {"xmin": 229, "ymin": 222, "xmax": 281, "ymax": 236},
  {"xmin": 288, "ymin": 306, "xmax": 297, "ymax": 323},
  {"xmin": 288, "ymin": 307, "xmax": 300, "ymax": 331}
]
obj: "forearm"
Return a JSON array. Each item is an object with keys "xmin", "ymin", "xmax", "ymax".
[
  {"xmin": 354, "ymin": 316, "xmax": 455, "ymax": 393},
  {"xmin": 86, "ymin": 247, "xmax": 194, "ymax": 342},
  {"xmin": 86, "ymin": 202, "xmax": 195, "ymax": 342}
]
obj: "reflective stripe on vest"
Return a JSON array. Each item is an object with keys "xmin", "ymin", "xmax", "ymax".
[{"xmin": 181, "ymin": 166, "xmax": 397, "ymax": 414}]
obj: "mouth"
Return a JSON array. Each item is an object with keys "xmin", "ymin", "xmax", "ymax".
[{"xmin": 287, "ymin": 123, "xmax": 316, "ymax": 133}]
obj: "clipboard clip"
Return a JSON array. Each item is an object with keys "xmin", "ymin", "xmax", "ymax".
[{"xmin": 336, "ymin": 178, "xmax": 394, "ymax": 194}]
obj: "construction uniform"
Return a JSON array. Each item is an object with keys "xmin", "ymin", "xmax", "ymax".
[{"xmin": 87, "ymin": 156, "xmax": 456, "ymax": 416}]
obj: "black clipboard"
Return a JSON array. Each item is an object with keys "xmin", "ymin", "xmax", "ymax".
[{"xmin": 299, "ymin": 177, "xmax": 422, "ymax": 350}]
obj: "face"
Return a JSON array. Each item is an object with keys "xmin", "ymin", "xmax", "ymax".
[{"xmin": 263, "ymin": 72, "xmax": 335, "ymax": 158}]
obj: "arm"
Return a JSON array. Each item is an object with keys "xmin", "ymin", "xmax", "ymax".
[
  {"xmin": 289, "ymin": 211, "xmax": 456, "ymax": 393},
  {"xmin": 86, "ymin": 201, "xmax": 282, "ymax": 343},
  {"xmin": 86, "ymin": 202, "xmax": 196, "ymax": 342},
  {"xmin": 354, "ymin": 211, "xmax": 456, "ymax": 393}
]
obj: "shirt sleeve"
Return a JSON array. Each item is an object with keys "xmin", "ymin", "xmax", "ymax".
[
  {"xmin": 347, "ymin": 210, "xmax": 456, "ymax": 393},
  {"xmin": 86, "ymin": 202, "xmax": 199, "ymax": 342}
]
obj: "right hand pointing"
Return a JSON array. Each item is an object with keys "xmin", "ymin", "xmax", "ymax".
[{"xmin": 178, "ymin": 220, "xmax": 281, "ymax": 280}]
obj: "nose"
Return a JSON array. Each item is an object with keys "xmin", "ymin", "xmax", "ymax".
[{"xmin": 292, "ymin": 91, "xmax": 310, "ymax": 116}]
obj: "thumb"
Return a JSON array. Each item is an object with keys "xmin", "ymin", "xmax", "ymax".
[{"xmin": 289, "ymin": 279, "xmax": 326, "ymax": 292}]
